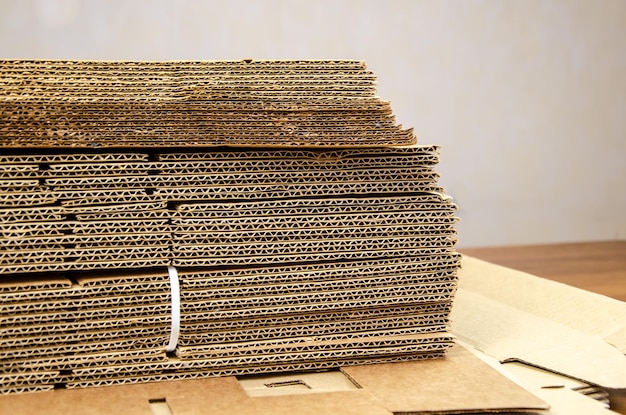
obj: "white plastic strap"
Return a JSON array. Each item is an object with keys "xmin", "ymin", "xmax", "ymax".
[{"xmin": 166, "ymin": 266, "xmax": 180, "ymax": 352}]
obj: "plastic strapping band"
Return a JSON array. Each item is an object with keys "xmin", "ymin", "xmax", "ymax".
[{"xmin": 166, "ymin": 266, "xmax": 180, "ymax": 352}]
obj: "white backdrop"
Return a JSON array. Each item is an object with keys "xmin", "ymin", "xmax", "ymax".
[{"xmin": 1, "ymin": 0, "xmax": 624, "ymax": 247}]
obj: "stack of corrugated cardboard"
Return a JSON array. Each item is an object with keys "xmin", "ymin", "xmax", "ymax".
[
  {"xmin": 0, "ymin": 60, "xmax": 460, "ymax": 394},
  {"xmin": 0, "ymin": 60, "xmax": 414, "ymax": 147}
]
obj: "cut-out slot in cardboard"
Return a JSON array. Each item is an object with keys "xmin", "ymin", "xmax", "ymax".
[
  {"xmin": 239, "ymin": 370, "xmax": 360, "ymax": 397},
  {"xmin": 265, "ymin": 379, "xmax": 311, "ymax": 389},
  {"xmin": 148, "ymin": 398, "xmax": 173, "ymax": 415}
]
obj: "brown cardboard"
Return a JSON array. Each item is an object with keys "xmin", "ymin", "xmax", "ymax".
[
  {"xmin": 175, "ymin": 196, "xmax": 453, "ymax": 217},
  {"xmin": 342, "ymin": 344, "xmax": 547, "ymax": 414},
  {"xmin": 0, "ymin": 59, "xmax": 416, "ymax": 148},
  {"xmin": 177, "ymin": 317, "xmax": 449, "ymax": 346},
  {"xmin": 0, "ymin": 376, "xmax": 387, "ymax": 415},
  {"xmin": 0, "ymin": 59, "xmax": 462, "ymax": 400},
  {"xmin": 2, "ymin": 302, "xmax": 169, "ymax": 327},
  {"xmin": 503, "ymin": 362, "xmax": 614, "ymax": 412},
  {"xmin": 4, "ymin": 242, "xmax": 620, "ymax": 413},
  {"xmin": 0, "ymin": 153, "xmax": 148, "ymax": 165},
  {"xmin": 176, "ymin": 332, "xmax": 453, "ymax": 357},
  {"xmin": 0, "ymin": 206, "xmax": 68, "ymax": 224},
  {"xmin": 458, "ymin": 342, "xmax": 618, "ymax": 415},
  {"xmin": 179, "ymin": 272, "xmax": 454, "ymax": 300},
  {"xmin": 456, "ymin": 255, "xmax": 626, "ymax": 354},
  {"xmin": 2, "ymin": 200, "xmax": 458, "ymax": 394},
  {"xmin": 453, "ymin": 256, "xmax": 626, "ymax": 389},
  {"xmin": 178, "ymin": 257, "xmax": 459, "ymax": 288},
  {"xmin": 1, "ymin": 146, "xmax": 455, "ymax": 274},
  {"xmin": 0, "ymin": 344, "xmax": 547, "ymax": 415}
]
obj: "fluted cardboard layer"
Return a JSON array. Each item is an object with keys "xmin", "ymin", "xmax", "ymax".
[{"xmin": 0, "ymin": 59, "xmax": 416, "ymax": 147}]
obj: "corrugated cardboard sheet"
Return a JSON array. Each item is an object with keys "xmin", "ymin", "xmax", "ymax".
[
  {"xmin": 1, "ymin": 59, "xmax": 463, "ymax": 397},
  {"xmin": 0, "ymin": 59, "xmax": 415, "ymax": 148},
  {"xmin": 1, "ymin": 145, "xmax": 460, "ymax": 393}
]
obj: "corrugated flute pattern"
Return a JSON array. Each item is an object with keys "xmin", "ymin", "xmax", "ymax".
[
  {"xmin": 0, "ymin": 59, "xmax": 414, "ymax": 147},
  {"xmin": 0, "ymin": 60, "xmax": 460, "ymax": 394}
]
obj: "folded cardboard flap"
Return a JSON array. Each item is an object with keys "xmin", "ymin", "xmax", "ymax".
[
  {"xmin": 340, "ymin": 345, "xmax": 547, "ymax": 414},
  {"xmin": 0, "ymin": 345, "xmax": 548, "ymax": 415},
  {"xmin": 457, "ymin": 255, "xmax": 626, "ymax": 351},
  {"xmin": 453, "ymin": 256, "xmax": 626, "ymax": 389},
  {"xmin": 459, "ymin": 342, "xmax": 617, "ymax": 415},
  {"xmin": 503, "ymin": 362, "xmax": 613, "ymax": 410}
]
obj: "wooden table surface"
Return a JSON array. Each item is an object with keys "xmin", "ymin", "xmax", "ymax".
[
  {"xmin": 460, "ymin": 240, "xmax": 626, "ymax": 414},
  {"xmin": 460, "ymin": 240, "xmax": 626, "ymax": 302}
]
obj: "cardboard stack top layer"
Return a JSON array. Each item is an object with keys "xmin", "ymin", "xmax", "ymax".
[
  {"xmin": 0, "ymin": 59, "xmax": 414, "ymax": 148},
  {"xmin": 0, "ymin": 60, "xmax": 459, "ymax": 395}
]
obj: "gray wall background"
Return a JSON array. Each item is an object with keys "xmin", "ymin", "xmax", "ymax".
[{"xmin": 2, "ymin": 0, "xmax": 624, "ymax": 247}]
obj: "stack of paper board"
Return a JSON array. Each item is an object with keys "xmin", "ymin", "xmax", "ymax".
[
  {"xmin": 0, "ymin": 147, "xmax": 452, "ymax": 273},
  {"xmin": 0, "ymin": 59, "xmax": 414, "ymax": 148},
  {"xmin": 0, "ymin": 60, "xmax": 460, "ymax": 394},
  {"xmin": 0, "ymin": 271, "xmax": 172, "ymax": 393}
]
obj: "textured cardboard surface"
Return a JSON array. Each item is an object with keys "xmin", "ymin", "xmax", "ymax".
[
  {"xmin": 0, "ymin": 59, "xmax": 461, "ymax": 397},
  {"xmin": 456, "ymin": 255, "xmax": 626, "ymax": 353},
  {"xmin": 0, "ymin": 147, "xmax": 455, "ymax": 274},
  {"xmin": 1, "ymin": 234, "xmax": 458, "ymax": 392},
  {"xmin": 453, "ymin": 256, "xmax": 626, "ymax": 389},
  {"xmin": 343, "ymin": 345, "xmax": 547, "ymax": 414},
  {"xmin": 4, "ymin": 254, "xmax": 620, "ymax": 412},
  {"xmin": 502, "ymin": 362, "xmax": 616, "ymax": 414},
  {"xmin": 0, "ymin": 59, "xmax": 416, "ymax": 148},
  {"xmin": 0, "ymin": 344, "xmax": 547, "ymax": 415}
]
